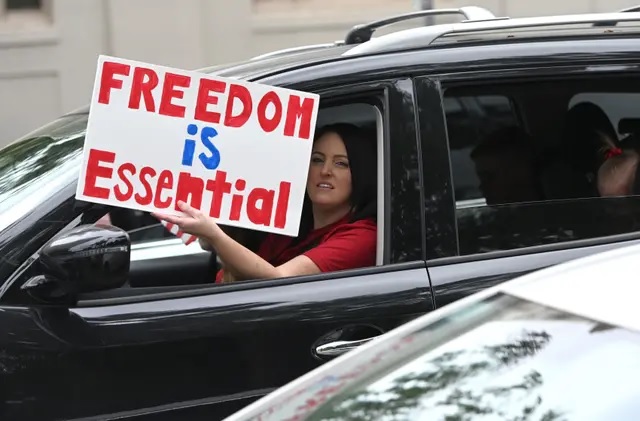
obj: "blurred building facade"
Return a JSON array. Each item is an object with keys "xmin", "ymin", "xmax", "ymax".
[{"xmin": 1, "ymin": 0, "xmax": 639, "ymax": 145}]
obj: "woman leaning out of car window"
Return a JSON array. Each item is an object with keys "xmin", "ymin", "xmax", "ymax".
[{"xmin": 153, "ymin": 123, "xmax": 378, "ymax": 283}]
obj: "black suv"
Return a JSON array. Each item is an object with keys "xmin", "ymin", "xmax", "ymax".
[{"xmin": 4, "ymin": 6, "xmax": 640, "ymax": 420}]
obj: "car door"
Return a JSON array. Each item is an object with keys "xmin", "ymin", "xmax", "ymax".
[
  {"xmin": 0, "ymin": 77, "xmax": 433, "ymax": 421},
  {"xmin": 415, "ymin": 56, "xmax": 640, "ymax": 309}
]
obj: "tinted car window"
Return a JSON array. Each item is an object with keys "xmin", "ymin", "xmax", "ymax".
[
  {"xmin": 444, "ymin": 95, "xmax": 517, "ymax": 203},
  {"xmin": 442, "ymin": 78, "xmax": 640, "ymax": 257},
  {"xmin": 304, "ymin": 293, "xmax": 640, "ymax": 421}
]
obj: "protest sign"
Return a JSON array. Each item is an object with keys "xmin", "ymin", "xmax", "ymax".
[{"xmin": 76, "ymin": 55, "xmax": 320, "ymax": 237}]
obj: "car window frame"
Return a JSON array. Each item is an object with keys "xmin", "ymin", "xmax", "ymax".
[{"xmin": 21, "ymin": 77, "xmax": 424, "ymax": 307}]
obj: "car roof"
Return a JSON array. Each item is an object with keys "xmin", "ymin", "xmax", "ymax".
[
  {"xmin": 199, "ymin": 43, "xmax": 355, "ymax": 81},
  {"xmin": 193, "ymin": 9, "xmax": 640, "ymax": 80},
  {"xmin": 63, "ymin": 8, "xmax": 640, "ymax": 117}
]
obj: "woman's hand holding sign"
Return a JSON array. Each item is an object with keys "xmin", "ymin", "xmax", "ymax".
[
  {"xmin": 153, "ymin": 201, "xmax": 221, "ymax": 240},
  {"xmin": 153, "ymin": 201, "xmax": 322, "ymax": 282}
]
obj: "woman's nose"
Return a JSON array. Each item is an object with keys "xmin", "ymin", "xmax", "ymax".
[{"xmin": 321, "ymin": 162, "xmax": 332, "ymax": 175}]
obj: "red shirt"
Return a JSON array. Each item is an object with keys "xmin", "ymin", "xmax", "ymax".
[{"xmin": 215, "ymin": 216, "xmax": 377, "ymax": 283}]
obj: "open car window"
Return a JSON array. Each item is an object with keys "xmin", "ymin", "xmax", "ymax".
[{"xmin": 127, "ymin": 222, "xmax": 175, "ymax": 244}]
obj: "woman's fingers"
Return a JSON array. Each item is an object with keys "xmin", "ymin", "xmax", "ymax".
[
  {"xmin": 177, "ymin": 200, "xmax": 201, "ymax": 218},
  {"xmin": 152, "ymin": 202, "xmax": 213, "ymax": 238},
  {"xmin": 151, "ymin": 212, "xmax": 183, "ymax": 225},
  {"xmin": 152, "ymin": 201, "xmax": 202, "ymax": 222}
]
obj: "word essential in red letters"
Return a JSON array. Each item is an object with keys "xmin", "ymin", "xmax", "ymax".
[{"xmin": 83, "ymin": 148, "xmax": 291, "ymax": 229}]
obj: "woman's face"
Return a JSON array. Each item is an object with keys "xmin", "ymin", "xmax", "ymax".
[{"xmin": 306, "ymin": 131, "xmax": 352, "ymax": 211}]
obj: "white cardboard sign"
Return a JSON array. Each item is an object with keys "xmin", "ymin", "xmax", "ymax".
[{"xmin": 76, "ymin": 55, "xmax": 320, "ymax": 237}]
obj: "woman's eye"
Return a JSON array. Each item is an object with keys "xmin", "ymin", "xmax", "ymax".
[
  {"xmin": 336, "ymin": 161, "xmax": 349, "ymax": 168},
  {"xmin": 311, "ymin": 156, "xmax": 323, "ymax": 164}
]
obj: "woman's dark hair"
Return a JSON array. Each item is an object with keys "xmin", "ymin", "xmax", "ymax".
[
  {"xmin": 296, "ymin": 122, "xmax": 377, "ymax": 239},
  {"xmin": 564, "ymin": 101, "xmax": 619, "ymax": 173}
]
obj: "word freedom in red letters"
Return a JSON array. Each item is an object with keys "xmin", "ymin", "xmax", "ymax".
[
  {"xmin": 98, "ymin": 60, "xmax": 316, "ymax": 138},
  {"xmin": 82, "ymin": 60, "xmax": 316, "ymax": 229}
]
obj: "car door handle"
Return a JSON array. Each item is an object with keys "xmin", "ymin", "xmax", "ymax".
[{"xmin": 315, "ymin": 337, "xmax": 378, "ymax": 357}]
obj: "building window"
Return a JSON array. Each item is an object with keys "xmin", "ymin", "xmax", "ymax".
[{"xmin": 6, "ymin": 0, "xmax": 41, "ymax": 10}]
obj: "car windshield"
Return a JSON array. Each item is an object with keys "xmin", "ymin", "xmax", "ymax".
[
  {"xmin": 0, "ymin": 113, "xmax": 88, "ymax": 231},
  {"xmin": 269, "ymin": 293, "xmax": 640, "ymax": 421}
]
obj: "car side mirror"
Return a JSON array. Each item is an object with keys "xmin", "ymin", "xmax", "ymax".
[{"xmin": 21, "ymin": 224, "xmax": 130, "ymax": 305}]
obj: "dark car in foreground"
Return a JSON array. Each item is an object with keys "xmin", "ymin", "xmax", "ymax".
[{"xmin": 4, "ymin": 5, "xmax": 640, "ymax": 420}]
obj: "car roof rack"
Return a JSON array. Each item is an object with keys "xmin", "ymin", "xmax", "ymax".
[
  {"xmin": 594, "ymin": 5, "xmax": 640, "ymax": 26},
  {"xmin": 249, "ymin": 42, "xmax": 346, "ymax": 61},
  {"xmin": 247, "ymin": 6, "xmax": 498, "ymax": 61},
  {"xmin": 619, "ymin": 5, "xmax": 640, "ymax": 13},
  {"xmin": 344, "ymin": 6, "xmax": 500, "ymax": 45},
  {"xmin": 343, "ymin": 11, "xmax": 640, "ymax": 56}
]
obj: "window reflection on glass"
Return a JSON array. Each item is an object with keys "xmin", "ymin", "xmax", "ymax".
[
  {"xmin": 306, "ymin": 293, "xmax": 640, "ymax": 421},
  {"xmin": 455, "ymin": 196, "xmax": 640, "ymax": 255},
  {"xmin": 0, "ymin": 115, "xmax": 87, "ymax": 230},
  {"xmin": 443, "ymin": 95, "xmax": 517, "ymax": 203},
  {"xmin": 444, "ymin": 82, "xmax": 640, "ymax": 257}
]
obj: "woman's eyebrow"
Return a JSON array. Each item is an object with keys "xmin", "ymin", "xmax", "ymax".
[{"xmin": 311, "ymin": 151, "xmax": 349, "ymax": 160}]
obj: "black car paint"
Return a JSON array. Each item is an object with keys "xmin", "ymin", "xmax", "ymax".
[{"xmin": 2, "ymin": 35, "xmax": 640, "ymax": 420}]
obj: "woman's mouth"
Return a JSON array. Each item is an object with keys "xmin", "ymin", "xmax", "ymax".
[{"xmin": 317, "ymin": 182, "xmax": 334, "ymax": 189}]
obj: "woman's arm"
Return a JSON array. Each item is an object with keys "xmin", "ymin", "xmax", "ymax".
[
  {"xmin": 204, "ymin": 226, "xmax": 321, "ymax": 281},
  {"xmin": 154, "ymin": 201, "xmax": 321, "ymax": 281}
]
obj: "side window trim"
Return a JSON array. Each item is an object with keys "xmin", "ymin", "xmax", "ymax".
[
  {"xmin": 427, "ymin": 230, "xmax": 640, "ymax": 267},
  {"xmin": 374, "ymin": 105, "xmax": 385, "ymax": 266},
  {"xmin": 414, "ymin": 76, "xmax": 459, "ymax": 259},
  {"xmin": 77, "ymin": 261, "xmax": 429, "ymax": 307}
]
